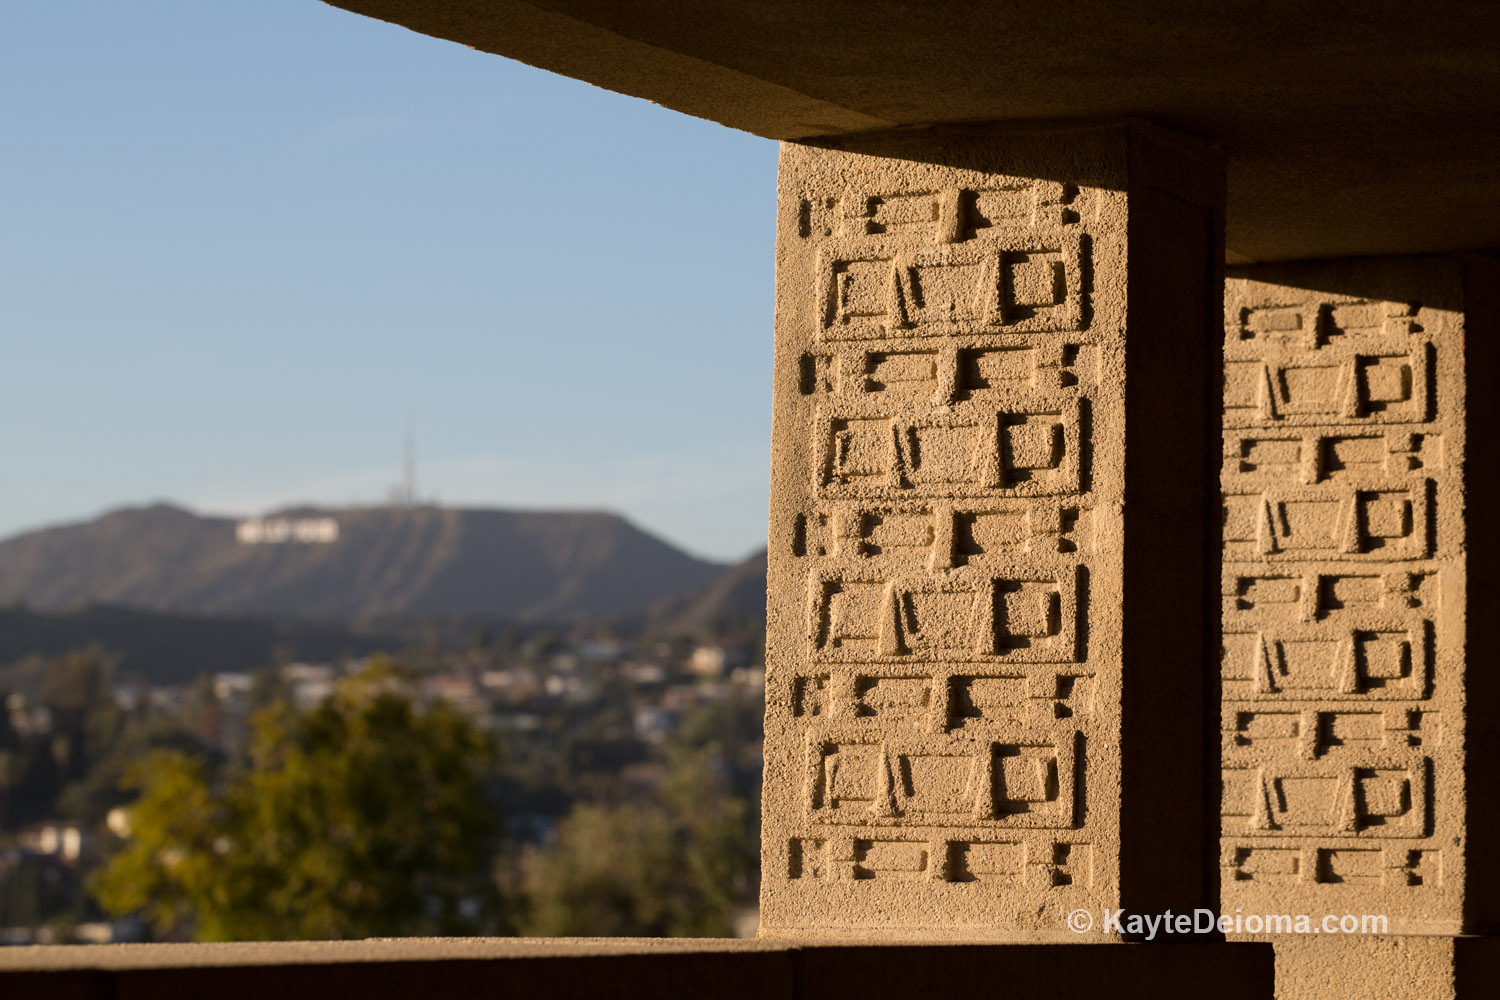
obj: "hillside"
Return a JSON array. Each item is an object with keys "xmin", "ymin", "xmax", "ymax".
[
  {"xmin": 0, "ymin": 504, "xmax": 728, "ymax": 625},
  {"xmin": 646, "ymin": 548, "xmax": 766, "ymax": 637}
]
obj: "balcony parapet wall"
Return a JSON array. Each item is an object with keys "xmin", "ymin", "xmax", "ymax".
[{"xmin": 0, "ymin": 937, "xmax": 1276, "ymax": 1000}]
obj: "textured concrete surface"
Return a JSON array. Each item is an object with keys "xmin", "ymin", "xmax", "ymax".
[
  {"xmin": 321, "ymin": 1, "xmax": 1500, "ymax": 263},
  {"xmin": 0, "ymin": 939, "xmax": 1275, "ymax": 1000},
  {"xmin": 1272, "ymin": 936, "xmax": 1500, "ymax": 1000},
  {"xmin": 760, "ymin": 122, "xmax": 1224, "ymax": 938},
  {"xmin": 1221, "ymin": 256, "xmax": 1498, "ymax": 995},
  {"xmin": 1220, "ymin": 258, "xmax": 1467, "ymax": 935}
]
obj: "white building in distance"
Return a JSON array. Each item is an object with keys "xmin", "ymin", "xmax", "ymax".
[{"xmin": 235, "ymin": 517, "xmax": 339, "ymax": 544}]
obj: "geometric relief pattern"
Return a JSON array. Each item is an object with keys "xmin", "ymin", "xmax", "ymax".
[
  {"xmin": 783, "ymin": 178, "xmax": 1098, "ymax": 898},
  {"xmin": 1220, "ymin": 281, "xmax": 1461, "ymax": 917}
]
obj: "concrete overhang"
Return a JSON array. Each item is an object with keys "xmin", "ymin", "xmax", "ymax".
[{"xmin": 322, "ymin": 1, "xmax": 1500, "ymax": 263}]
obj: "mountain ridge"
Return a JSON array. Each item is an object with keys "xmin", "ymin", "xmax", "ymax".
[
  {"xmin": 0, "ymin": 502, "xmax": 730, "ymax": 625},
  {"xmin": 645, "ymin": 548, "xmax": 767, "ymax": 637}
]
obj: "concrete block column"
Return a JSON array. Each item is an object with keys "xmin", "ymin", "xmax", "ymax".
[
  {"xmin": 759, "ymin": 122, "xmax": 1226, "ymax": 938},
  {"xmin": 1220, "ymin": 256, "xmax": 1500, "ymax": 997}
]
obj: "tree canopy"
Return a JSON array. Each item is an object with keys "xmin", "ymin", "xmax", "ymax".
[
  {"xmin": 514, "ymin": 748, "xmax": 754, "ymax": 936},
  {"xmin": 91, "ymin": 660, "xmax": 500, "ymax": 940}
]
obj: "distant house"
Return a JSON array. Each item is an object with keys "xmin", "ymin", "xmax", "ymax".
[
  {"xmin": 17, "ymin": 822, "xmax": 83, "ymax": 864},
  {"xmin": 688, "ymin": 643, "xmax": 750, "ymax": 677}
]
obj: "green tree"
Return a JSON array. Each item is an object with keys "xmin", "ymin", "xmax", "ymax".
[
  {"xmin": 515, "ymin": 749, "xmax": 755, "ymax": 936},
  {"xmin": 90, "ymin": 659, "xmax": 502, "ymax": 940}
]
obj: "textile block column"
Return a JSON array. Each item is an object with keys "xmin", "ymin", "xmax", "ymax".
[
  {"xmin": 1221, "ymin": 256, "xmax": 1500, "ymax": 998},
  {"xmin": 759, "ymin": 122, "xmax": 1225, "ymax": 939}
]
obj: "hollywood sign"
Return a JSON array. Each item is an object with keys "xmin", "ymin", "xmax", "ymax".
[{"xmin": 235, "ymin": 517, "xmax": 339, "ymax": 544}]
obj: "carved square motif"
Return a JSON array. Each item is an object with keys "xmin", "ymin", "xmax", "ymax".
[
  {"xmin": 1357, "ymin": 768, "xmax": 1411, "ymax": 819},
  {"xmin": 1220, "ymin": 623, "xmax": 1430, "ymax": 702},
  {"xmin": 1006, "ymin": 252, "xmax": 1065, "ymax": 308},
  {"xmin": 1221, "ymin": 754, "xmax": 1427, "ymax": 839},
  {"xmin": 1360, "ymin": 491, "xmax": 1413, "ymax": 542},
  {"xmin": 816, "ymin": 742, "xmax": 881, "ymax": 811},
  {"xmin": 1276, "ymin": 776, "xmax": 1343, "ymax": 829},
  {"xmin": 995, "ymin": 745, "xmax": 1059, "ymax": 808},
  {"xmin": 907, "ymin": 420, "xmax": 989, "ymax": 485},
  {"xmin": 1359, "ymin": 356, "xmax": 1414, "ymax": 410},
  {"xmin": 1004, "ymin": 416, "xmax": 1063, "ymax": 473},
  {"xmin": 1222, "ymin": 349, "xmax": 1430, "ymax": 427},
  {"xmin": 901, "ymin": 752, "xmax": 983, "ymax": 816},
  {"xmin": 804, "ymin": 727, "xmax": 1077, "ymax": 829},
  {"xmin": 816, "ymin": 231, "xmax": 1084, "ymax": 340},
  {"xmin": 1356, "ymin": 631, "xmax": 1413, "ymax": 682},
  {"xmin": 1222, "ymin": 482, "xmax": 1429, "ymax": 562},
  {"xmin": 828, "ymin": 256, "xmax": 895, "ymax": 329},
  {"xmin": 828, "ymin": 417, "xmax": 894, "ymax": 485},
  {"xmin": 811, "ymin": 578, "xmax": 886, "ymax": 656},
  {"xmin": 909, "ymin": 255, "xmax": 1001, "ymax": 326},
  {"xmin": 1277, "ymin": 364, "xmax": 1348, "ymax": 416},
  {"xmin": 896, "ymin": 582, "xmax": 986, "ymax": 654},
  {"xmin": 807, "ymin": 566, "xmax": 1079, "ymax": 664},
  {"xmin": 816, "ymin": 398, "xmax": 1081, "ymax": 499},
  {"xmin": 996, "ymin": 581, "xmax": 1060, "ymax": 642}
]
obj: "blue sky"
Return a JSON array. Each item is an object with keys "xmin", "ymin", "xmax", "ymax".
[{"xmin": 0, "ymin": 2, "xmax": 777, "ymax": 562}]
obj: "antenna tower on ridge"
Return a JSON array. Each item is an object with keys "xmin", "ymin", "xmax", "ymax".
[
  {"xmin": 403, "ymin": 419, "xmax": 417, "ymax": 505},
  {"xmin": 390, "ymin": 419, "xmax": 418, "ymax": 507}
]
